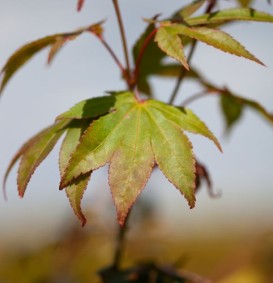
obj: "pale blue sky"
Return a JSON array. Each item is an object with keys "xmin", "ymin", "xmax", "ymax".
[{"xmin": 0, "ymin": 1, "xmax": 273, "ymax": 251}]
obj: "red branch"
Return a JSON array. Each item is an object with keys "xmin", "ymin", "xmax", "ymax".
[{"xmin": 133, "ymin": 28, "xmax": 158, "ymax": 86}]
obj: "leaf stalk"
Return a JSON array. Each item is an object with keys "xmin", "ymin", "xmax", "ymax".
[
  {"xmin": 168, "ymin": 0, "xmax": 218, "ymax": 105},
  {"xmin": 112, "ymin": 210, "xmax": 131, "ymax": 270},
  {"xmin": 168, "ymin": 40, "xmax": 197, "ymax": 105},
  {"xmin": 112, "ymin": 0, "xmax": 132, "ymax": 89},
  {"xmin": 97, "ymin": 35, "xmax": 128, "ymax": 85},
  {"xmin": 133, "ymin": 28, "xmax": 158, "ymax": 87}
]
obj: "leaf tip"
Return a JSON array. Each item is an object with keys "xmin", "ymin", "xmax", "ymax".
[
  {"xmin": 59, "ymin": 180, "xmax": 66, "ymax": 190},
  {"xmin": 77, "ymin": 0, "xmax": 84, "ymax": 12},
  {"xmin": 188, "ymin": 195, "xmax": 196, "ymax": 209},
  {"xmin": 189, "ymin": 202, "xmax": 195, "ymax": 209},
  {"xmin": 254, "ymin": 57, "xmax": 265, "ymax": 67},
  {"xmin": 3, "ymin": 173, "xmax": 9, "ymax": 201},
  {"xmin": 116, "ymin": 206, "xmax": 132, "ymax": 227},
  {"xmin": 0, "ymin": 72, "xmax": 5, "ymax": 95},
  {"xmin": 81, "ymin": 217, "xmax": 87, "ymax": 227},
  {"xmin": 2, "ymin": 185, "xmax": 8, "ymax": 201},
  {"xmin": 18, "ymin": 191, "xmax": 24, "ymax": 198},
  {"xmin": 117, "ymin": 212, "xmax": 127, "ymax": 227}
]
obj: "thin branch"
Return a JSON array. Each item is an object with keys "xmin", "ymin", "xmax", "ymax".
[
  {"xmin": 168, "ymin": 0, "xmax": 218, "ymax": 105},
  {"xmin": 112, "ymin": 0, "xmax": 131, "ymax": 86},
  {"xmin": 168, "ymin": 40, "xmax": 197, "ymax": 105},
  {"xmin": 99, "ymin": 37, "xmax": 125, "ymax": 73},
  {"xmin": 133, "ymin": 28, "xmax": 158, "ymax": 87},
  {"xmin": 99, "ymin": 36, "xmax": 129, "ymax": 85},
  {"xmin": 112, "ymin": 210, "xmax": 132, "ymax": 270},
  {"xmin": 181, "ymin": 90, "xmax": 211, "ymax": 107}
]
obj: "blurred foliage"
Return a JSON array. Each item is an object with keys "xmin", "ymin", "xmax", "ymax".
[{"xmin": 0, "ymin": 206, "xmax": 272, "ymax": 283}]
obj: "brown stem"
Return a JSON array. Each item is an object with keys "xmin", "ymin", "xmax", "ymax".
[
  {"xmin": 181, "ymin": 90, "xmax": 211, "ymax": 107},
  {"xmin": 112, "ymin": 0, "xmax": 132, "ymax": 88},
  {"xmin": 168, "ymin": 0, "xmax": 218, "ymax": 105},
  {"xmin": 99, "ymin": 36, "xmax": 126, "ymax": 75},
  {"xmin": 112, "ymin": 210, "xmax": 132, "ymax": 270},
  {"xmin": 168, "ymin": 40, "xmax": 197, "ymax": 105},
  {"xmin": 133, "ymin": 28, "xmax": 158, "ymax": 87}
]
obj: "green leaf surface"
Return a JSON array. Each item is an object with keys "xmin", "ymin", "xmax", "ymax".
[
  {"xmin": 0, "ymin": 22, "xmax": 104, "ymax": 94},
  {"xmin": 174, "ymin": 0, "xmax": 206, "ymax": 20},
  {"xmin": 60, "ymin": 92, "xmax": 220, "ymax": 225},
  {"xmin": 59, "ymin": 120, "xmax": 91, "ymax": 226},
  {"xmin": 221, "ymin": 94, "xmax": 244, "ymax": 130},
  {"xmin": 155, "ymin": 27, "xmax": 189, "ymax": 70},
  {"xmin": 170, "ymin": 24, "xmax": 264, "ymax": 65},
  {"xmin": 146, "ymin": 107, "xmax": 196, "ymax": 208},
  {"xmin": 57, "ymin": 95, "xmax": 116, "ymax": 120},
  {"xmin": 4, "ymin": 120, "xmax": 69, "ymax": 198},
  {"xmin": 109, "ymin": 108, "xmax": 154, "ymax": 225},
  {"xmin": 149, "ymin": 99, "xmax": 222, "ymax": 151},
  {"xmin": 220, "ymin": 89, "xmax": 273, "ymax": 131},
  {"xmin": 186, "ymin": 8, "xmax": 273, "ymax": 26}
]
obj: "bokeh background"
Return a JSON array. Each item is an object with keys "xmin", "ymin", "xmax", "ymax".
[{"xmin": 0, "ymin": 1, "xmax": 273, "ymax": 282}]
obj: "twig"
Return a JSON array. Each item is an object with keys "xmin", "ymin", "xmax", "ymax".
[
  {"xmin": 168, "ymin": 0, "xmax": 218, "ymax": 105},
  {"xmin": 181, "ymin": 90, "xmax": 211, "ymax": 107},
  {"xmin": 168, "ymin": 40, "xmax": 197, "ymax": 105},
  {"xmin": 133, "ymin": 28, "xmax": 158, "ymax": 87},
  {"xmin": 99, "ymin": 37, "xmax": 125, "ymax": 73},
  {"xmin": 112, "ymin": 0, "xmax": 132, "ymax": 87},
  {"xmin": 112, "ymin": 210, "xmax": 131, "ymax": 270}
]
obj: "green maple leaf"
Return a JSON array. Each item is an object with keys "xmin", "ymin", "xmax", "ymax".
[
  {"xmin": 155, "ymin": 8, "xmax": 273, "ymax": 69},
  {"xmin": 3, "ymin": 119, "xmax": 70, "ymax": 198},
  {"xmin": 59, "ymin": 120, "xmax": 92, "ymax": 226},
  {"xmin": 0, "ymin": 21, "xmax": 104, "ymax": 94},
  {"xmin": 172, "ymin": 0, "xmax": 206, "ymax": 21},
  {"xmin": 155, "ymin": 23, "xmax": 264, "ymax": 68},
  {"xmin": 3, "ymin": 92, "xmax": 221, "ymax": 226},
  {"xmin": 59, "ymin": 92, "xmax": 221, "ymax": 225},
  {"xmin": 3, "ymin": 95, "xmax": 115, "ymax": 225},
  {"xmin": 219, "ymin": 88, "xmax": 273, "ymax": 132},
  {"xmin": 186, "ymin": 8, "xmax": 273, "ymax": 26}
]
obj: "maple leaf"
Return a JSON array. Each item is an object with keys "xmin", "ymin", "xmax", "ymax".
[
  {"xmin": 155, "ymin": 8, "xmax": 273, "ymax": 70},
  {"xmin": 3, "ymin": 92, "xmax": 221, "ymax": 226},
  {"xmin": 3, "ymin": 120, "xmax": 70, "ymax": 198},
  {"xmin": 172, "ymin": 0, "xmax": 206, "ymax": 22},
  {"xmin": 59, "ymin": 120, "xmax": 92, "ymax": 226},
  {"xmin": 0, "ymin": 22, "xmax": 105, "ymax": 94},
  {"xmin": 59, "ymin": 92, "xmax": 221, "ymax": 225},
  {"xmin": 219, "ymin": 88, "xmax": 273, "ymax": 132},
  {"xmin": 3, "ymin": 95, "xmax": 114, "ymax": 225},
  {"xmin": 155, "ymin": 24, "xmax": 264, "ymax": 68},
  {"xmin": 185, "ymin": 8, "xmax": 273, "ymax": 26}
]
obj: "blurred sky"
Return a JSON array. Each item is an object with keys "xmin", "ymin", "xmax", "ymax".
[{"xmin": 0, "ymin": 0, "xmax": 273, "ymax": 251}]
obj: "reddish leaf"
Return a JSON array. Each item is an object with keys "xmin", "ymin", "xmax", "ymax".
[{"xmin": 195, "ymin": 160, "xmax": 220, "ymax": 198}]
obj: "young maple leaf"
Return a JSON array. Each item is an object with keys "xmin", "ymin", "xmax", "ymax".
[
  {"xmin": 3, "ymin": 92, "xmax": 221, "ymax": 226},
  {"xmin": 59, "ymin": 92, "xmax": 221, "ymax": 225}
]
